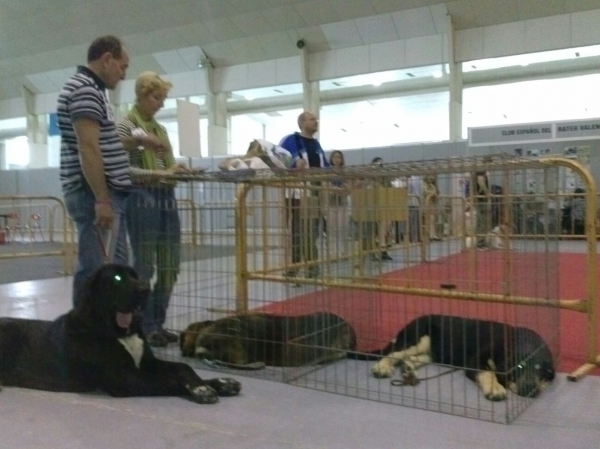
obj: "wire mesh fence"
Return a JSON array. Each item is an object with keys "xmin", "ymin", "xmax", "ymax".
[{"xmin": 127, "ymin": 154, "xmax": 597, "ymax": 424}]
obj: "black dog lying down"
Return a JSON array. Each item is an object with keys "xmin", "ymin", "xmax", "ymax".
[
  {"xmin": 0, "ymin": 264, "xmax": 240, "ymax": 404},
  {"xmin": 371, "ymin": 315, "xmax": 555, "ymax": 401},
  {"xmin": 180, "ymin": 312, "xmax": 357, "ymax": 368}
]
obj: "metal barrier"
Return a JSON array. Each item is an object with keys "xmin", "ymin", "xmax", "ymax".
[
  {"xmin": 127, "ymin": 156, "xmax": 597, "ymax": 423},
  {"xmin": 0, "ymin": 196, "xmax": 75, "ymax": 275}
]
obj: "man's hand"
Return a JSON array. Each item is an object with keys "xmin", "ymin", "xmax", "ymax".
[
  {"xmin": 94, "ymin": 200, "xmax": 114, "ymax": 229},
  {"xmin": 296, "ymin": 159, "xmax": 308, "ymax": 169}
]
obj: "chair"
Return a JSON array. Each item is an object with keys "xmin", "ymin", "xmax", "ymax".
[
  {"xmin": 6, "ymin": 212, "xmax": 25, "ymax": 242},
  {"xmin": 30, "ymin": 213, "xmax": 45, "ymax": 242}
]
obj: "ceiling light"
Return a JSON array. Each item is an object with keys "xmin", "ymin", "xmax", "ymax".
[
  {"xmin": 245, "ymin": 95, "xmax": 254, "ymax": 101},
  {"xmin": 433, "ymin": 71, "xmax": 443, "ymax": 78},
  {"xmin": 372, "ymin": 80, "xmax": 382, "ymax": 86},
  {"xmin": 197, "ymin": 57, "xmax": 213, "ymax": 69}
]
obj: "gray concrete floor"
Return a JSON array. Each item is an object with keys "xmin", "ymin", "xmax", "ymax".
[{"xmin": 1, "ymin": 248, "xmax": 600, "ymax": 448}]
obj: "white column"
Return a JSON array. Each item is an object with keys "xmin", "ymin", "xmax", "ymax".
[
  {"xmin": 107, "ymin": 84, "xmax": 128, "ymax": 122},
  {"xmin": 299, "ymin": 48, "xmax": 322, "ymax": 137},
  {"xmin": 22, "ymin": 85, "xmax": 49, "ymax": 169},
  {"xmin": 299, "ymin": 46, "xmax": 312, "ymax": 113},
  {"xmin": 204, "ymin": 63, "xmax": 229, "ymax": 155},
  {"xmin": 447, "ymin": 15, "xmax": 463, "ymax": 142},
  {"xmin": 0, "ymin": 141, "xmax": 6, "ymax": 170}
]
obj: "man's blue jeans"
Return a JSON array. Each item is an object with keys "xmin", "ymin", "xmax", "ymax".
[
  {"xmin": 64, "ymin": 186, "xmax": 129, "ymax": 307},
  {"xmin": 126, "ymin": 187, "xmax": 181, "ymax": 334}
]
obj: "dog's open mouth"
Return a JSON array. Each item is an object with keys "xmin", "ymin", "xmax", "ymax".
[{"xmin": 115, "ymin": 312, "xmax": 133, "ymax": 329}]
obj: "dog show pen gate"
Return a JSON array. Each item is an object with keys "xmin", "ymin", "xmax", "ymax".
[{"xmin": 134, "ymin": 154, "xmax": 598, "ymax": 424}]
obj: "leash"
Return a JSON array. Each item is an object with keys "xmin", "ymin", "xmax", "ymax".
[
  {"xmin": 390, "ymin": 363, "xmax": 459, "ymax": 387},
  {"xmin": 200, "ymin": 358, "xmax": 266, "ymax": 371},
  {"xmin": 95, "ymin": 217, "xmax": 120, "ymax": 263}
]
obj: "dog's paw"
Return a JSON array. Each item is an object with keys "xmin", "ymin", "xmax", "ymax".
[
  {"xmin": 371, "ymin": 359, "xmax": 395, "ymax": 378},
  {"xmin": 485, "ymin": 383, "xmax": 507, "ymax": 402},
  {"xmin": 207, "ymin": 377, "xmax": 242, "ymax": 397},
  {"xmin": 478, "ymin": 372, "xmax": 507, "ymax": 401},
  {"xmin": 189, "ymin": 384, "xmax": 219, "ymax": 404}
]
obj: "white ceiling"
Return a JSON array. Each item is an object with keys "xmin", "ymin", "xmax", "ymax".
[{"xmin": 1, "ymin": 0, "xmax": 600, "ymax": 100}]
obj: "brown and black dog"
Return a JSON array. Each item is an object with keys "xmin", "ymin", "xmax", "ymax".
[{"xmin": 180, "ymin": 312, "xmax": 356, "ymax": 368}]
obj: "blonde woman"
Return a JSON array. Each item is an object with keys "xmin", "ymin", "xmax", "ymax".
[{"xmin": 117, "ymin": 71, "xmax": 188, "ymax": 347}]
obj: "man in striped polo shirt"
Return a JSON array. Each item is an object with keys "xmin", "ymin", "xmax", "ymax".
[{"xmin": 57, "ymin": 35, "xmax": 160, "ymax": 305}]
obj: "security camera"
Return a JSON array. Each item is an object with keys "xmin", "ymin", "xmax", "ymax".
[{"xmin": 296, "ymin": 39, "xmax": 306, "ymax": 49}]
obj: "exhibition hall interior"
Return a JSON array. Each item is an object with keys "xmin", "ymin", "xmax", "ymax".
[{"xmin": 1, "ymin": 1, "xmax": 600, "ymax": 448}]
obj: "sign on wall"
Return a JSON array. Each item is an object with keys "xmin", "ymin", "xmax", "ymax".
[
  {"xmin": 469, "ymin": 118, "xmax": 600, "ymax": 146},
  {"xmin": 177, "ymin": 99, "xmax": 201, "ymax": 158}
]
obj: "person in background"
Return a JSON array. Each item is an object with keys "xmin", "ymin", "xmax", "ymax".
[
  {"xmin": 359, "ymin": 157, "xmax": 393, "ymax": 261},
  {"xmin": 279, "ymin": 111, "xmax": 330, "ymax": 278},
  {"xmin": 326, "ymin": 150, "xmax": 349, "ymax": 257},
  {"xmin": 570, "ymin": 188, "xmax": 586, "ymax": 235},
  {"xmin": 408, "ymin": 175, "xmax": 422, "ymax": 242},
  {"xmin": 471, "ymin": 159, "xmax": 491, "ymax": 248},
  {"xmin": 117, "ymin": 71, "xmax": 189, "ymax": 347},
  {"xmin": 58, "ymin": 35, "xmax": 148, "ymax": 306},
  {"xmin": 423, "ymin": 174, "xmax": 440, "ymax": 241}
]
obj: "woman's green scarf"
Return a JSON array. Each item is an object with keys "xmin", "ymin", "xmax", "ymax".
[
  {"xmin": 127, "ymin": 104, "xmax": 176, "ymax": 170},
  {"xmin": 127, "ymin": 105, "xmax": 180, "ymax": 286}
]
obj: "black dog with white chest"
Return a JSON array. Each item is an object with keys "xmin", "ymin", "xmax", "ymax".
[
  {"xmin": 0, "ymin": 264, "xmax": 241, "ymax": 404},
  {"xmin": 371, "ymin": 314, "xmax": 555, "ymax": 401}
]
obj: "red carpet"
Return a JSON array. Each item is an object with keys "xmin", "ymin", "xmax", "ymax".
[{"xmin": 258, "ymin": 252, "xmax": 598, "ymax": 375}]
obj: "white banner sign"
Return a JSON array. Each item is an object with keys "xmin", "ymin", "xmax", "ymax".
[
  {"xmin": 469, "ymin": 118, "xmax": 600, "ymax": 146},
  {"xmin": 177, "ymin": 99, "xmax": 201, "ymax": 158}
]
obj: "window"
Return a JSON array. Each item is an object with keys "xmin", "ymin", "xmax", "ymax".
[
  {"xmin": 463, "ymin": 44, "xmax": 600, "ymax": 73},
  {"xmin": 229, "ymin": 83, "xmax": 303, "ymax": 102},
  {"xmin": 230, "ymin": 115, "xmax": 264, "ymax": 155},
  {"xmin": 156, "ymin": 117, "xmax": 208, "ymax": 159},
  {"xmin": 320, "ymin": 65, "xmax": 445, "ymax": 91},
  {"xmin": 319, "ymin": 92, "xmax": 449, "ymax": 150},
  {"xmin": 462, "ymin": 74, "xmax": 600, "ymax": 138},
  {"xmin": 264, "ymin": 109, "xmax": 303, "ymax": 145},
  {"xmin": 5, "ymin": 136, "xmax": 30, "ymax": 168}
]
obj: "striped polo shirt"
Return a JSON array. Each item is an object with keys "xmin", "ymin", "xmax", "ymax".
[{"xmin": 57, "ymin": 66, "xmax": 131, "ymax": 194}]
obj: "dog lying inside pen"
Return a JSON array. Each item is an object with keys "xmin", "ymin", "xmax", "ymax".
[
  {"xmin": 370, "ymin": 315, "xmax": 555, "ymax": 401},
  {"xmin": 180, "ymin": 312, "xmax": 357, "ymax": 368}
]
